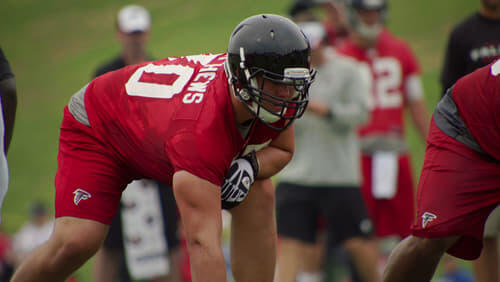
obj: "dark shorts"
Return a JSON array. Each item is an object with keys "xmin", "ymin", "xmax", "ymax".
[
  {"xmin": 276, "ymin": 182, "xmax": 373, "ymax": 245},
  {"xmin": 411, "ymin": 120, "xmax": 500, "ymax": 260}
]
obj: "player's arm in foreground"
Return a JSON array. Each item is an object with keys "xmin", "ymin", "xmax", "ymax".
[
  {"xmin": 254, "ymin": 124, "xmax": 294, "ymax": 179},
  {"xmin": 173, "ymin": 125, "xmax": 294, "ymax": 282},
  {"xmin": 230, "ymin": 125, "xmax": 294, "ymax": 282},
  {"xmin": 172, "ymin": 171, "xmax": 226, "ymax": 282}
]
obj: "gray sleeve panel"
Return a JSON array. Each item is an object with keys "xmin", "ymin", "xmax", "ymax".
[
  {"xmin": 68, "ymin": 83, "xmax": 90, "ymax": 126},
  {"xmin": 433, "ymin": 87, "xmax": 483, "ymax": 153}
]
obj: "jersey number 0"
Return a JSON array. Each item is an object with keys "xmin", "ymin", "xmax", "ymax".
[{"xmin": 125, "ymin": 63, "xmax": 202, "ymax": 104}]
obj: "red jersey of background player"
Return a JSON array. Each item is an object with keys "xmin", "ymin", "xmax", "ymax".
[
  {"xmin": 337, "ymin": 29, "xmax": 420, "ymax": 139},
  {"xmin": 83, "ymin": 53, "xmax": 282, "ymax": 187}
]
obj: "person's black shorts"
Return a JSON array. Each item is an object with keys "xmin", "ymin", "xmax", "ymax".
[
  {"xmin": 103, "ymin": 182, "xmax": 180, "ymax": 251},
  {"xmin": 276, "ymin": 182, "xmax": 373, "ymax": 245}
]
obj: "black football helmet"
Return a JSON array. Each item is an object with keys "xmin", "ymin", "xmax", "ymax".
[
  {"xmin": 347, "ymin": 0, "xmax": 388, "ymax": 40},
  {"xmin": 226, "ymin": 14, "xmax": 316, "ymax": 131}
]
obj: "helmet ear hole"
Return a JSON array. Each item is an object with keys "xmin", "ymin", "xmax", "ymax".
[{"xmin": 239, "ymin": 89, "xmax": 251, "ymax": 101}]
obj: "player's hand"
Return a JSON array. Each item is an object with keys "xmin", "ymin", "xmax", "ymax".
[{"xmin": 221, "ymin": 151, "xmax": 259, "ymax": 209}]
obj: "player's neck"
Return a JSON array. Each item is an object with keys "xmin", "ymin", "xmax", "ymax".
[
  {"xmin": 480, "ymin": 6, "xmax": 500, "ymax": 19},
  {"xmin": 122, "ymin": 52, "xmax": 148, "ymax": 65},
  {"xmin": 351, "ymin": 32, "xmax": 377, "ymax": 50}
]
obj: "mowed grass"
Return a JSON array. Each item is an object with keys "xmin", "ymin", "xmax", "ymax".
[{"xmin": 0, "ymin": 0, "xmax": 479, "ymax": 281}]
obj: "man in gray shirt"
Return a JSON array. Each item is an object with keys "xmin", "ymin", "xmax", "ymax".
[{"xmin": 275, "ymin": 21, "xmax": 380, "ymax": 282}]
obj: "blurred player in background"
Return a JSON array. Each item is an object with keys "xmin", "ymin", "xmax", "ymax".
[
  {"xmin": 10, "ymin": 14, "xmax": 315, "ymax": 282},
  {"xmin": 440, "ymin": 0, "xmax": 500, "ymax": 94},
  {"xmin": 336, "ymin": 0, "xmax": 430, "ymax": 269},
  {"xmin": 383, "ymin": 59, "xmax": 500, "ymax": 282},
  {"xmin": 440, "ymin": 1, "xmax": 500, "ymax": 280},
  {"xmin": 288, "ymin": 0, "xmax": 350, "ymax": 47},
  {"xmin": 92, "ymin": 5, "xmax": 181, "ymax": 282},
  {"xmin": 274, "ymin": 21, "xmax": 379, "ymax": 282},
  {"xmin": 0, "ymin": 47, "xmax": 17, "ymax": 222},
  {"xmin": 11, "ymin": 201, "xmax": 54, "ymax": 266},
  {"xmin": 94, "ymin": 5, "xmax": 153, "ymax": 75}
]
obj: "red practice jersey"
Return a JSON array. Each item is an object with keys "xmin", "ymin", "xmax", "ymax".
[
  {"xmin": 411, "ymin": 61, "xmax": 500, "ymax": 259},
  {"xmin": 83, "ymin": 53, "xmax": 282, "ymax": 187},
  {"xmin": 452, "ymin": 59, "xmax": 500, "ymax": 161},
  {"xmin": 337, "ymin": 30, "xmax": 421, "ymax": 139}
]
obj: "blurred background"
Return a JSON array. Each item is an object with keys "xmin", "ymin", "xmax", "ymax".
[{"xmin": 0, "ymin": 0, "xmax": 479, "ymax": 281}]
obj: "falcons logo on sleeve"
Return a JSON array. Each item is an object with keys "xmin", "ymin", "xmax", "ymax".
[
  {"xmin": 73, "ymin": 188, "xmax": 91, "ymax": 206},
  {"xmin": 421, "ymin": 212, "xmax": 437, "ymax": 228}
]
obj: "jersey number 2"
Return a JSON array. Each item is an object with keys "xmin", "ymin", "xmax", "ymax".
[{"xmin": 367, "ymin": 58, "xmax": 402, "ymax": 109}]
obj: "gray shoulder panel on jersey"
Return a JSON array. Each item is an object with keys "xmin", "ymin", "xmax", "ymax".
[
  {"xmin": 68, "ymin": 83, "xmax": 90, "ymax": 126},
  {"xmin": 433, "ymin": 87, "xmax": 483, "ymax": 153}
]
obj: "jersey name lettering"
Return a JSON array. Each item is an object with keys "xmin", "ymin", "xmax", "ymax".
[
  {"xmin": 182, "ymin": 59, "xmax": 224, "ymax": 104},
  {"xmin": 125, "ymin": 54, "xmax": 225, "ymax": 104}
]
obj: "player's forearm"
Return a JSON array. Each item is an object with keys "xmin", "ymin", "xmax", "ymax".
[
  {"xmin": 408, "ymin": 99, "xmax": 429, "ymax": 139},
  {"xmin": 255, "ymin": 146, "xmax": 293, "ymax": 179},
  {"xmin": 172, "ymin": 171, "xmax": 228, "ymax": 281}
]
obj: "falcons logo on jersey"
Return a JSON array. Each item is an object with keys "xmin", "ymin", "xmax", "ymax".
[
  {"xmin": 73, "ymin": 188, "xmax": 91, "ymax": 206},
  {"xmin": 421, "ymin": 212, "xmax": 437, "ymax": 228}
]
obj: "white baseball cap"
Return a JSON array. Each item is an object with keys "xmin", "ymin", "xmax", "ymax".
[
  {"xmin": 298, "ymin": 22, "xmax": 326, "ymax": 50},
  {"xmin": 117, "ymin": 5, "xmax": 151, "ymax": 33}
]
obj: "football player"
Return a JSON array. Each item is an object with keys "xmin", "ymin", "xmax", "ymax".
[
  {"xmin": 383, "ymin": 59, "xmax": 500, "ymax": 282},
  {"xmin": 440, "ymin": 1, "xmax": 500, "ymax": 280},
  {"xmin": 337, "ymin": 0, "xmax": 429, "ymax": 244},
  {"xmin": 274, "ymin": 21, "xmax": 378, "ymax": 282},
  {"xmin": 10, "ymin": 14, "xmax": 315, "ymax": 282},
  {"xmin": 0, "ymin": 47, "xmax": 17, "ymax": 222}
]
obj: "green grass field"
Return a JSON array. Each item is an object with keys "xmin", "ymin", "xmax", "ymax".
[{"xmin": 0, "ymin": 0, "xmax": 480, "ymax": 281}]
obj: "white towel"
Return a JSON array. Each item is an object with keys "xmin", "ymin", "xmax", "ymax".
[
  {"xmin": 372, "ymin": 151, "xmax": 398, "ymax": 199},
  {"xmin": 121, "ymin": 179, "xmax": 169, "ymax": 279}
]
